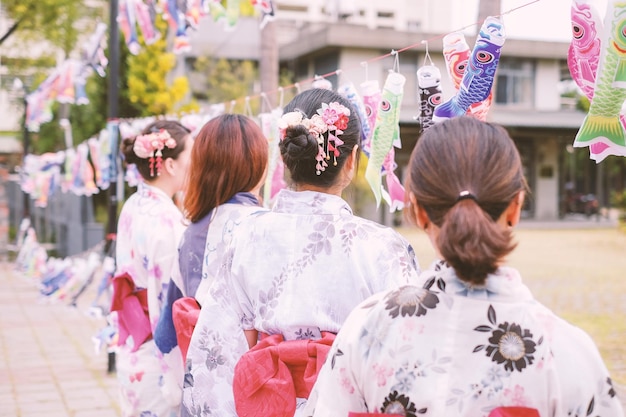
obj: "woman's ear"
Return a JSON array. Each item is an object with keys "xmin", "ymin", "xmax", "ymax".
[
  {"xmin": 343, "ymin": 144, "xmax": 359, "ymax": 181},
  {"xmin": 410, "ymin": 193, "xmax": 430, "ymax": 230},
  {"xmin": 346, "ymin": 144, "xmax": 359, "ymax": 172},
  {"xmin": 163, "ymin": 157, "xmax": 176, "ymax": 177},
  {"xmin": 504, "ymin": 191, "xmax": 525, "ymax": 227}
]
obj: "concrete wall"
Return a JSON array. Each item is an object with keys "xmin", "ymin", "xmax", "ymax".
[
  {"xmin": 534, "ymin": 137, "xmax": 560, "ymax": 220},
  {"xmin": 0, "ymin": 90, "xmax": 22, "ymax": 132},
  {"xmin": 534, "ymin": 60, "xmax": 562, "ymax": 111}
]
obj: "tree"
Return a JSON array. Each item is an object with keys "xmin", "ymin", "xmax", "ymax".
[
  {"xmin": 260, "ymin": 21, "xmax": 279, "ymax": 107},
  {"xmin": 31, "ymin": 12, "xmax": 199, "ymax": 153},
  {"xmin": 192, "ymin": 57, "xmax": 259, "ymax": 113},
  {"xmin": 126, "ymin": 15, "xmax": 198, "ymax": 116},
  {"xmin": 1, "ymin": 0, "xmax": 101, "ymax": 57}
]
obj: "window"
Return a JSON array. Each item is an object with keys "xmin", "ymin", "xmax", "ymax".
[{"xmin": 495, "ymin": 58, "xmax": 535, "ymax": 107}]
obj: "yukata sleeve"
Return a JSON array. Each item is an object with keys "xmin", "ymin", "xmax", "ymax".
[
  {"xmin": 153, "ymin": 280, "xmax": 184, "ymax": 354},
  {"xmin": 181, "ymin": 252, "xmax": 251, "ymax": 417},
  {"xmin": 147, "ymin": 211, "xmax": 186, "ymax": 324},
  {"xmin": 304, "ymin": 292, "xmax": 388, "ymax": 417},
  {"xmin": 374, "ymin": 230, "xmax": 421, "ymax": 292},
  {"xmin": 552, "ymin": 321, "xmax": 624, "ymax": 416}
]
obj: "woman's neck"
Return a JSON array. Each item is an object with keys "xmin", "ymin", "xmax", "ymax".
[
  {"xmin": 294, "ymin": 183, "xmax": 344, "ymax": 197},
  {"xmin": 144, "ymin": 177, "xmax": 176, "ymax": 199}
]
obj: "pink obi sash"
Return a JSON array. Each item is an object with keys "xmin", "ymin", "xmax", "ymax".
[
  {"xmin": 349, "ymin": 407, "xmax": 540, "ymax": 417},
  {"xmin": 172, "ymin": 296, "xmax": 201, "ymax": 361},
  {"xmin": 233, "ymin": 331, "xmax": 336, "ymax": 417},
  {"xmin": 110, "ymin": 272, "xmax": 152, "ymax": 352}
]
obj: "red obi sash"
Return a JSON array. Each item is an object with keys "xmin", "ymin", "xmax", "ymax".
[
  {"xmin": 233, "ymin": 331, "xmax": 336, "ymax": 417},
  {"xmin": 488, "ymin": 407, "xmax": 541, "ymax": 417},
  {"xmin": 110, "ymin": 272, "xmax": 152, "ymax": 352},
  {"xmin": 172, "ymin": 296, "xmax": 201, "ymax": 361}
]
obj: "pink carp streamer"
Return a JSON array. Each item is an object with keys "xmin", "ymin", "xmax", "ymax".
[
  {"xmin": 568, "ymin": 0, "xmax": 626, "ymax": 161},
  {"xmin": 573, "ymin": 0, "xmax": 626, "ymax": 162},
  {"xmin": 360, "ymin": 80, "xmax": 382, "ymax": 158},
  {"xmin": 117, "ymin": 1, "xmax": 275, "ymax": 55}
]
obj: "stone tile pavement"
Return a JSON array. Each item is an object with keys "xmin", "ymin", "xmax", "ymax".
[{"xmin": 0, "ymin": 262, "xmax": 120, "ymax": 417}]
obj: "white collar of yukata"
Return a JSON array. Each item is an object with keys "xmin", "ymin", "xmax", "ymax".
[{"xmin": 421, "ymin": 260, "xmax": 533, "ymax": 302}]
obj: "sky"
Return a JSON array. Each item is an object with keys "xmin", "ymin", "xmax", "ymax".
[{"xmin": 461, "ymin": 0, "xmax": 607, "ymax": 42}]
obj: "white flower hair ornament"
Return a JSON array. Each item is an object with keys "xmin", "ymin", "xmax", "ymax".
[
  {"xmin": 133, "ymin": 129, "xmax": 178, "ymax": 176},
  {"xmin": 278, "ymin": 102, "xmax": 351, "ymax": 175}
]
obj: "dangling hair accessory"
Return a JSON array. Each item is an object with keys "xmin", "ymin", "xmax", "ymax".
[
  {"xmin": 133, "ymin": 129, "xmax": 177, "ymax": 176},
  {"xmin": 277, "ymin": 101, "xmax": 351, "ymax": 175}
]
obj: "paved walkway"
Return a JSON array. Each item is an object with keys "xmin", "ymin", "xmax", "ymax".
[{"xmin": 0, "ymin": 262, "xmax": 120, "ymax": 417}]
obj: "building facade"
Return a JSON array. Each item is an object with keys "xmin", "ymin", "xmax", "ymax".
[{"xmin": 188, "ymin": 0, "xmax": 599, "ymax": 221}]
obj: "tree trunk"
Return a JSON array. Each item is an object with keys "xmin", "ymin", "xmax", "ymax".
[
  {"xmin": 259, "ymin": 20, "xmax": 279, "ymax": 109},
  {"xmin": 477, "ymin": 0, "xmax": 502, "ymax": 24}
]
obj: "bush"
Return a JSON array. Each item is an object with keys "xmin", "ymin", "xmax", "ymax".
[{"xmin": 610, "ymin": 190, "xmax": 626, "ymax": 223}]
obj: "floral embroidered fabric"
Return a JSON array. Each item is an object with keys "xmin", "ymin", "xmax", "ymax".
[
  {"xmin": 181, "ymin": 189, "xmax": 420, "ymax": 417},
  {"xmin": 304, "ymin": 260, "xmax": 624, "ymax": 417},
  {"xmin": 115, "ymin": 183, "xmax": 186, "ymax": 417}
]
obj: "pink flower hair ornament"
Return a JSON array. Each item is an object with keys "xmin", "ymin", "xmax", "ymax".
[
  {"xmin": 133, "ymin": 129, "xmax": 177, "ymax": 176},
  {"xmin": 278, "ymin": 101, "xmax": 351, "ymax": 175}
]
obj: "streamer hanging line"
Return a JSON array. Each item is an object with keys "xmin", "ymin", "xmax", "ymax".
[{"xmin": 196, "ymin": 0, "xmax": 543, "ymax": 111}]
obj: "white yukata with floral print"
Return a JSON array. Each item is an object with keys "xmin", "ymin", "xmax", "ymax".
[
  {"xmin": 181, "ymin": 189, "xmax": 421, "ymax": 417},
  {"xmin": 115, "ymin": 183, "xmax": 186, "ymax": 417},
  {"xmin": 304, "ymin": 260, "xmax": 624, "ymax": 417}
]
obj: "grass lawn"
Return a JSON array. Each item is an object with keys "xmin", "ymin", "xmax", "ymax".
[{"xmin": 397, "ymin": 224, "xmax": 626, "ymax": 403}]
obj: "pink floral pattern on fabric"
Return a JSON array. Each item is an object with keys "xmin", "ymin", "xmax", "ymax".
[{"xmin": 115, "ymin": 183, "xmax": 186, "ymax": 417}]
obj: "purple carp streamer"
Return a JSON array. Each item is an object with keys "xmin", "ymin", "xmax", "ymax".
[
  {"xmin": 442, "ymin": 31, "xmax": 493, "ymax": 121},
  {"xmin": 433, "ymin": 16, "xmax": 505, "ymax": 123}
]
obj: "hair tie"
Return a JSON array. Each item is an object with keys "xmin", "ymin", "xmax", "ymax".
[{"xmin": 457, "ymin": 190, "xmax": 476, "ymax": 202}]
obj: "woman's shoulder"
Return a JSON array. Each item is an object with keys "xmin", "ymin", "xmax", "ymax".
[{"xmin": 349, "ymin": 216, "xmax": 408, "ymax": 236}]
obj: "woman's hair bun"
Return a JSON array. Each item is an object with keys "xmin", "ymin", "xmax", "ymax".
[
  {"xmin": 121, "ymin": 137, "xmax": 140, "ymax": 164},
  {"xmin": 280, "ymin": 124, "xmax": 319, "ymax": 161}
]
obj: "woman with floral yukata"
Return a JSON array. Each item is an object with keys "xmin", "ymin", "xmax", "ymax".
[
  {"xmin": 304, "ymin": 116, "xmax": 624, "ymax": 417},
  {"xmin": 181, "ymin": 88, "xmax": 421, "ymax": 417},
  {"xmin": 114, "ymin": 120, "xmax": 193, "ymax": 417},
  {"xmin": 153, "ymin": 114, "xmax": 268, "ymax": 395}
]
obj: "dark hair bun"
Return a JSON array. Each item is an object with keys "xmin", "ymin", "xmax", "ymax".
[
  {"xmin": 280, "ymin": 124, "xmax": 318, "ymax": 162},
  {"xmin": 121, "ymin": 137, "xmax": 140, "ymax": 164}
]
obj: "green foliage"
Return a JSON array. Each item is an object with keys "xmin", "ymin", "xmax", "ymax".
[
  {"xmin": 577, "ymin": 95, "xmax": 590, "ymax": 112},
  {"xmin": 127, "ymin": 15, "xmax": 198, "ymax": 116},
  {"xmin": 611, "ymin": 189, "xmax": 626, "ymax": 223},
  {"xmin": 560, "ymin": 89, "xmax": 590, "ymax": 112},
  {"xmin": 31, "ymin": 13, "xmax": 199, "ymax": 152},
  {"xmin": 192, "ymin": 57, "xmax": 258, "ymax": 113},
  {"xmin": 1, "ymin": 0, "xmax": 100, "ymax": 57}
]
